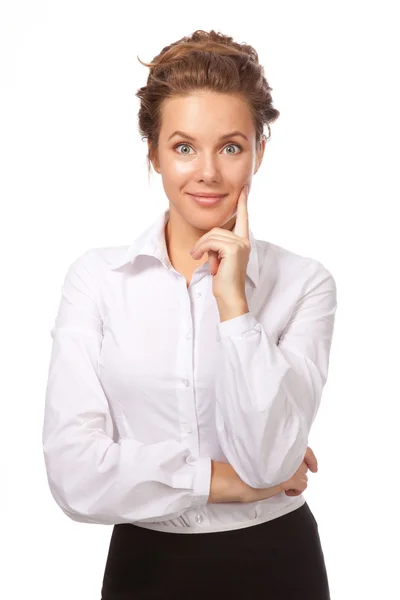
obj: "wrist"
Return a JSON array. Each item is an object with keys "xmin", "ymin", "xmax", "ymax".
[
  {"xmin": 216, "ymin": 297, "xmax": 249, "ymax": 322},
  {"xmin": 208, "ymin": 461, "xmax": 245, "ymax": 503}
]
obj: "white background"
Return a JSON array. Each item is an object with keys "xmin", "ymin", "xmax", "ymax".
[{"xmin": 1, "ymin": 1, "xmax": 399, "ymax": 598}]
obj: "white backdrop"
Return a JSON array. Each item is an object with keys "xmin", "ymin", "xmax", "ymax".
[{"xmin": 1, "ymin": 1, "xmax": 399, "ymax": 598}]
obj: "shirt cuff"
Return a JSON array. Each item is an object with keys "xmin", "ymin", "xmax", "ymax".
[
  {"xmin": 216, "ymin": 310, "xmax": 261, "ymax": 342},
  {"xmin": 189, "ymin": 456, "xmax": 212, "ymax": 509}
]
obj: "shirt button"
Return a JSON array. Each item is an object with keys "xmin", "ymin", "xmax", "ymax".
[
  {"xmin": 186, "ymin": 332, "xmax": 192, "ymax": 339},
  {"xmin": 183, "ymin": 425, "xmax": 193, "ymax": 434},
  {"xmin": 195, "ymin": 514, "xmax": 203, "ymax": 524},
  {"xmin": 195, "ymin": 291, "xmax": 202, "ymax": 298},
  {"xmin": 183, "ymin": 379, "xmax": 190, "ymax": 387}
]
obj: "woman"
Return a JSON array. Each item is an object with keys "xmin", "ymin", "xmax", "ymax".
[{"xmin": 42, "ymin": 29, "xmax": 336, "ymax": 599}]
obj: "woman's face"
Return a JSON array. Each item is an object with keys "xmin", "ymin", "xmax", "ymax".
[{"xmin": 149, "ymin": 90, "xmax": 266, "ymax": 232}]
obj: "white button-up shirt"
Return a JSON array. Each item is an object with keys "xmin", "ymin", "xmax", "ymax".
[{"xmin": 42, "ymin": 208, "xmax": 337, "ymax": 534}]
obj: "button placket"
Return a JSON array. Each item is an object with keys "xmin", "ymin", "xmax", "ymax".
[{"xmin": 180, "ymin": 279, "xmax": 206, "ymax": 474}]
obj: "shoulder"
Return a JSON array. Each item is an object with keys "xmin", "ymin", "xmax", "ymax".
[
  {"xmin": 254, "ymin": 237, "xmax": 336, "ymax": 289},
  {"xmin": 67, "ymin": 246, "xmax": 130, "ymax": 273}
]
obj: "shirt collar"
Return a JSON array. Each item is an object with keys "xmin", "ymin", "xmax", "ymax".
[{"xmin": 109, "ymin": 208, "xmax": 260, "ymax": 288}]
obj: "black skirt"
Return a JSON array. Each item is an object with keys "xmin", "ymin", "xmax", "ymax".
[{"xmin": 100, "ymin": 501, "xmax": 330, "ymax": 599}]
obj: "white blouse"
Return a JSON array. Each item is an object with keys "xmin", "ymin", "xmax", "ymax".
[{"xmin": 42, "ymin": 208, "xmax": 337, "ymax": 534}]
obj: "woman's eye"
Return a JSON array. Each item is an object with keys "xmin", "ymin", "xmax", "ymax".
[
  {"xmin": 174, "ymin": 143, "xmax": 241, "ymax": 155},
  {"xmin": 175, "ymin": 144, "xmax": 194, "ymax": 155},
  {"xmin": 223, "ymin": 144, "xmax": 241, "ymax": 154}
]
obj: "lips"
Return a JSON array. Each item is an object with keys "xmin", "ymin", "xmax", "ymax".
[
  {"xmin": 188, "ymin": 193, "xmax": 226, "ymax": 198},
  {"xmin": 188, "ymin": 193, "xmax": 227, "ymax": 207}
]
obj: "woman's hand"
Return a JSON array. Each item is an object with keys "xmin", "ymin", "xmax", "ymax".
[
  {"xmin": 239, "ymin": 446, "xmax": 318, "ymax": 503},
  {"xmin": 189, "ymin": 184, "xmax": 251, "ymax": 302},
  {"xmin": 280, "ymin": 446, "xmax": 318, "ymax": 496},
  {"xmin": 279, "ymin": 460, "xmax": 309, "ymax": 496}
]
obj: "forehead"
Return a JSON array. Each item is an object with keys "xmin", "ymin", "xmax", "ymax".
[{"xmin": 159, "ymin": 91, "xmax": 254, "ymax": 136}]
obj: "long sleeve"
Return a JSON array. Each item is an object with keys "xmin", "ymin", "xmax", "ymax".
[
  {"xmin": 214, "ymin": 262, "xmax": 337, "ymax": 489},
  {"xmin": 42, "ymin": 250, "xmax": 211, "ymax": 525}
]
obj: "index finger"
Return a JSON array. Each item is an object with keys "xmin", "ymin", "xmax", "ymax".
[{"xmin": 233, "ymin": 184, "xmax": 249, "ymax": 239}]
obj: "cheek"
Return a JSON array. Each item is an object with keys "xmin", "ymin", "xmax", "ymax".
[
  {"xmin": 158, "ymin": 154, "xmax": 192, "ymax": 178},
  {"xmin": 225, "ymin": 164, "xmax": 251, "ymax": 187},
  {"xmin": 171, "ymin": 161, "xmax": 193, "ymax": 177},
  {"xmin": 160, "ymin": 163, "xmax": 191, "ymax": 190},
  {"xmin": 222, "ymin": 154, "xmax": 252, "ymax": 174}
]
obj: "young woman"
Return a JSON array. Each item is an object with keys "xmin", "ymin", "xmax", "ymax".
[{"xmin": 43, "ymin": 29, "xmax": 336, "ymax": 599}]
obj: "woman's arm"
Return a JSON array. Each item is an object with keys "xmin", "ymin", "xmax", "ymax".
[
  {"xmin": 213, "ymin": 264, "xmax": 337, "ymax": 489},
  {"xmin": 207, "ymin": 461, "xmax": 282, "ymax": 503},
  {"xmin": 208, "ymin": 446, "xmax": 318, "ymax": 503},
  {"xmin": 43, "ymin": 250, "xmax": 212, "ymax": 525}
]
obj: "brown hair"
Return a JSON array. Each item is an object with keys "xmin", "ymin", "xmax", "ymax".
[{"xmin": 136, "ymin": 29, "xmax": 280, "ymax": 177}]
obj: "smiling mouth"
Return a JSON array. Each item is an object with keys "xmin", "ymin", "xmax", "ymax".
[{"xmin": 188, "ymin": 193, "xmax": 227, "ymax": 206}]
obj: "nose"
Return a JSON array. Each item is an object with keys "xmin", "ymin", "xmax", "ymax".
[{"xmin": 195, "ymin": 152, "xmax": 221, "ymax": 182}]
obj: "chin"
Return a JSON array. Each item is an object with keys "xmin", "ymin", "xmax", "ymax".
[{"xmin": 187, "ymin": 208, "xmax": 236, "ymax": 231}]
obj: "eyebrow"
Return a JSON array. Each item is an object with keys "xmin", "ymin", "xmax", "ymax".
[{"xmin": 168, "ymin": 130, "xmax": 249, "ymax": 142}]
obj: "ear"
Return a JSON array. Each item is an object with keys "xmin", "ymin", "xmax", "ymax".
[
  {"xmin": 253, "ymin": 136, "xmax": 266, "ymax": 175},
  {"xmin": 148, "ymin": 140, "xmax": 161, "ymax": 174}
]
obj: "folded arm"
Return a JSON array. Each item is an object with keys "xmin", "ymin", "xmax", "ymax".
[
  {"xmin": 214, "ymin": 262, "xmax": 337, "ymax": 489},
  {"xmin": 42, "ymin": 250, "xmax": 211, "ymax": 525}
]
